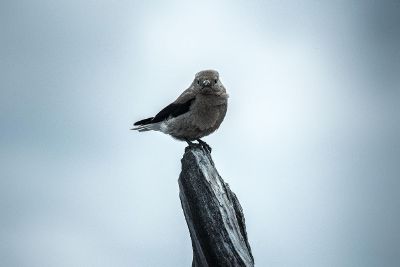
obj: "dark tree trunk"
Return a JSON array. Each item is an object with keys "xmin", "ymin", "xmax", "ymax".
[{"xmin": 179, "ymin": 145, "xmax": 254, "ymax": 267}]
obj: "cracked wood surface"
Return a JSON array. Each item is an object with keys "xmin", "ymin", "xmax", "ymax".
[{"xmin": 179, "ymin": 145, "xmax": 254, "ymax": 267}]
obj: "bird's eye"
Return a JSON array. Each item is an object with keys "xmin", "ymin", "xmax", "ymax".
[
  {"xmin": 214, "ymin": 79, "xmax": 218, "ymax": 84},
  {"xmin": 197, "ymin": 80, "xmax": 200, "ymax": 85}
]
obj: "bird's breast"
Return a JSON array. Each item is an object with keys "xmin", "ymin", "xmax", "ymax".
[{"xmin": 191, "ymin": 94, "xmax": 228, "ymax": 131}]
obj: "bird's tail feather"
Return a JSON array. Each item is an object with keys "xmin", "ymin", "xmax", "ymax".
[{"xmin": 130, "ymin": 122, "xmax": 162, "ymax": 132}]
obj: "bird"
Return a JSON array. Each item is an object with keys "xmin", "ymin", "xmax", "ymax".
[{"xmin": 131, "ymin": 69, "xmax": 228, "ymax": 152}]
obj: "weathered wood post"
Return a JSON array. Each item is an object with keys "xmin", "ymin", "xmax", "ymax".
[{"xmin": 178, "ymin": 145, "xmax": 254, "ymax": 267}]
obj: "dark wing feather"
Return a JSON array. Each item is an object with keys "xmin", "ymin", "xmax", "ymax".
[
  {"xmin": 152, "ymin": 98, "xmax": 195, "ymax": 123},
  {"xmin": 134, "ymin": 97, "xmax": 195, "ymax": 126},
  {"xmin": 133, "ymin": 117, "xmax": 154, "ymax": 126}
]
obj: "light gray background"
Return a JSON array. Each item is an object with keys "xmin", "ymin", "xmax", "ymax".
[{"xmin": 1, "ymin": 1, "xmax": 399, "ymax": 266}]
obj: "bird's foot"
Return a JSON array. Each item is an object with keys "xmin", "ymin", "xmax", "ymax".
[
  {"xmin": 185, "ymin": 139, "xmax": 201, "ymax": 153},
  {"xmin": 185, "ymin": 139, "xmax": 196, "ymax": 147},
  {"xmin": 197, "ymin": 139, "xmax": 212, "ymax": 153}
]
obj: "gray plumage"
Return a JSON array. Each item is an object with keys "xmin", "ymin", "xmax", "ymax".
[{"xmin": 131, "ymin": 70, "xmax": 228, "ymax": 148}]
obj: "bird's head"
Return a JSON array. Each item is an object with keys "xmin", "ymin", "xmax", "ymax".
[{"xmin": 194, "ymin": 69, "xmax": 224, "ymax": 94}]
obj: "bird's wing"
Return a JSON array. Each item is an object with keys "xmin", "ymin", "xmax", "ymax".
[
  {"xmin": 133, "ymin": 88, "xmax": 197, "ymax": 126},
  {"xmin": 151, "ymin": 97, "xmax": 195, "ymax": 123}
]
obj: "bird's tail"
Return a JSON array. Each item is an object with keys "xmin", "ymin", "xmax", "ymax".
[{"xmin": 130, "ymin": 121, "xmax": 162, "ymax": 132}]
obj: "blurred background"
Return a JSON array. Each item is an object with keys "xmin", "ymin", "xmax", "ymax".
[{"xmin": 1, "ymin": 0, "xmax": 399, "ymax": 266}]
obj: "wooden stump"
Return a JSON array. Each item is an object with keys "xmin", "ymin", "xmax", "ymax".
[{"xmin": 179, "ymin": 145, "xmax": 254, "ymax": 267}]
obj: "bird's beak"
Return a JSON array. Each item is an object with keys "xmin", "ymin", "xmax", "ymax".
[{"xmin": 202, "ymin": 80, "xmax": 211, "ymax": 87}]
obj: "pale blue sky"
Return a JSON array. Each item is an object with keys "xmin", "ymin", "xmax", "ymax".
[{"xmin": 1, "ymin": 1, "xmax": 399, "ymax": 266}]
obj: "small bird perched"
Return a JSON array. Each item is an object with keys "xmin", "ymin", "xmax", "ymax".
[{"xmin": 131, "ymin": 70, "xmax": 228, "ymax": 152}]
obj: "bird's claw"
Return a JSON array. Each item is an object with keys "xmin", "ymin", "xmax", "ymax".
[{"xmin": 197, "ymin": 139, "xmax": 212, "ymax": 153}]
